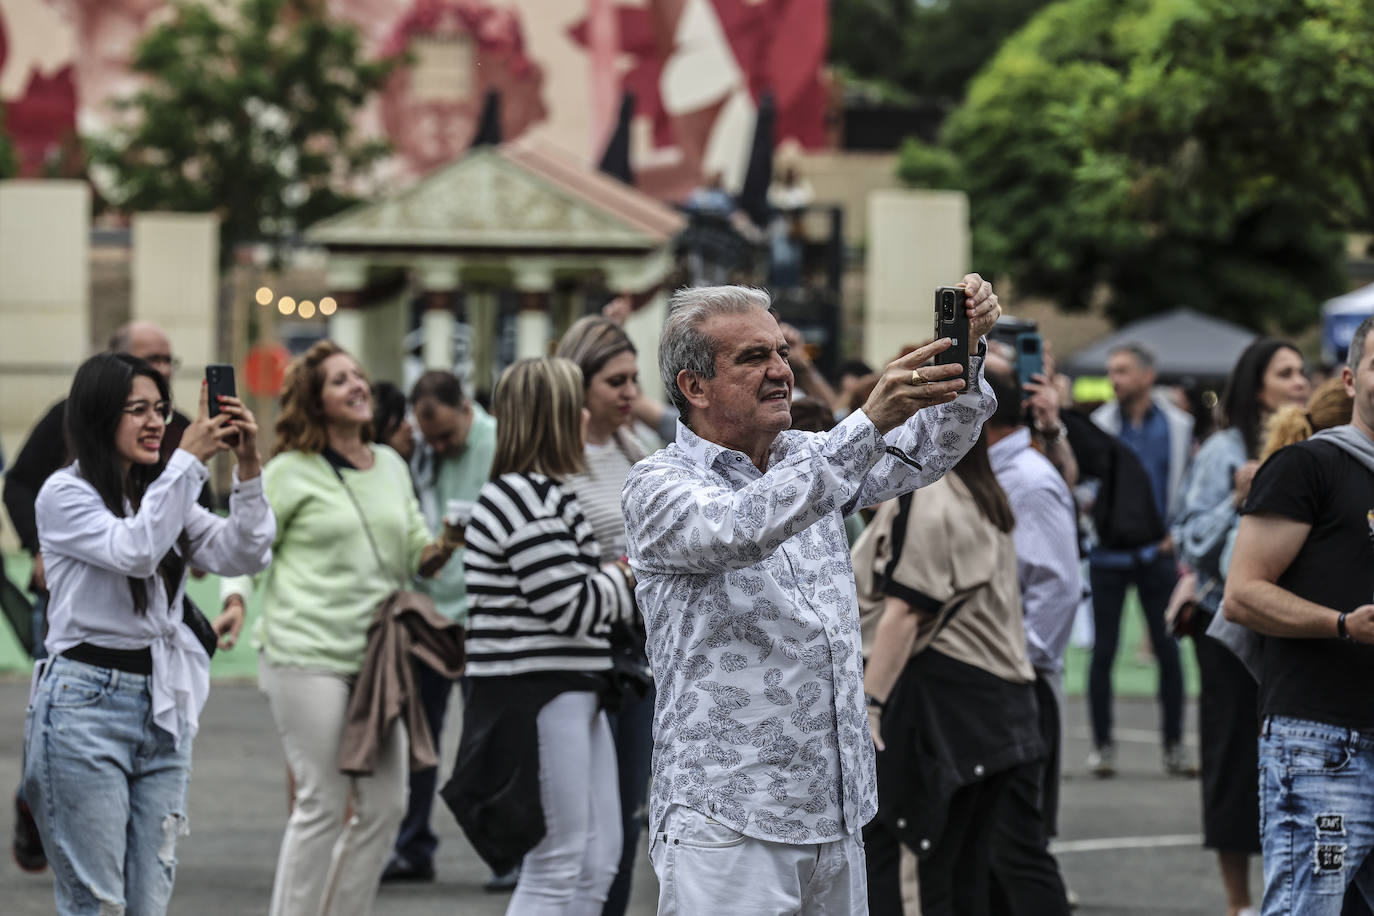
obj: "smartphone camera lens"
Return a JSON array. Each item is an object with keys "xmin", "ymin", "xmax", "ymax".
[{"xmin": 941, "ymin": 292, "xmax": 956, "ymax": 322}]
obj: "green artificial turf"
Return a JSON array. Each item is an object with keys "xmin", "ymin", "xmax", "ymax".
[{"xmin": 1, "ymin": 552, "xmax": 1198, "ymax": 696}]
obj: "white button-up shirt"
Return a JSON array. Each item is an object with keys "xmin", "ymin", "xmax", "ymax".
[
  {"xmin": 37, "ymin": 450, "xmax": 275, "ymax": 744},
  {"xmin": 623, "ymin": 356, "xmax": 993, "ymax": 846}
]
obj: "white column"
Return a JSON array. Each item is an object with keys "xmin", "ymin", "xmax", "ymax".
[
  {"xmin": 863, "ymin": 190, "xmax": 970, "ymax": 373},
  {"xmin": 417, "ymin": 261, "xmax": 461, "ymax": 370},
  {"xmin": 513, "ymin": 262, "xmax": 554, "ymax": 361},
  {"xmin": 329, "ymin": 292, "xmax": 367, "ymax": 359}
]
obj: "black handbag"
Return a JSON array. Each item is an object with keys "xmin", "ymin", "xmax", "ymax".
[{"xmin": 182, "ymin": 594, "xmax": 218, "ymax": 658}]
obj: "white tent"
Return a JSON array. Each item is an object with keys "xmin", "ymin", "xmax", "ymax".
[{"xmin": 1321, "ymin": 283, "xmax": 1374, "ymax": 363}]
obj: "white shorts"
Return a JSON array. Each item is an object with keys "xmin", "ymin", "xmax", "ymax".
[{"xmin": 649, "ymin": 804, "xmax": 868, "ymax": 916}]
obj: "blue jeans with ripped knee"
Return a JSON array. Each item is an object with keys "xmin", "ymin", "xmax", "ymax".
[
  {"xmin": 1259, "ymin": 716, "xmax": 1374, "ymax": 916},
  {"xmin": 24, "ymin": 657, "xmax": 193, "ymax": 915}
]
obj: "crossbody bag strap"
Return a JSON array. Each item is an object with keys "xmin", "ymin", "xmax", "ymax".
[{"xmin": 328, "ymin": 456, "xmax": 405, "ymax": 591}]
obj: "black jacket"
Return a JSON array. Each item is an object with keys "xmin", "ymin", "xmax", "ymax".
[{"xmin": 1061, "ymin": 409, "xmax": 1167, "ymax": 551}]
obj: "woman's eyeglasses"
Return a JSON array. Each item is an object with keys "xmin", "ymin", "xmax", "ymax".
[{"xmin": 122, "ymin": 400, "xmax": 173, "ymax": 423}]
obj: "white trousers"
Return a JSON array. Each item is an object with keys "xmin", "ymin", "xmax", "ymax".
[
  {"xmin": 650, "ymin": 804, "xmax": 868, "ymax": 916},
  {"xmin": 508, "ymin": 689, "xmax": 622, "ymax": 916},
  {"xmin": 259, "ymin": 658, "xmax": 408, "ymax": 916}
]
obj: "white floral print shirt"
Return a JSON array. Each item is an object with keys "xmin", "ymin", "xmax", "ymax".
[{"xmin": 623, "ymin": 354, "xmax": 993, "ymax": 846}]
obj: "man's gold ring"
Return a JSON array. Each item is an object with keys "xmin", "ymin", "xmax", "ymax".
[{"xmin": 911, "ymin": 368, "xmax": 927, "ymax": 386}]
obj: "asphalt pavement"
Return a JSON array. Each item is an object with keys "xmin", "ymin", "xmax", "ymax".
[{"xmin": 0, "ymin": 680, "xmax": 1251, "ymax": 915}]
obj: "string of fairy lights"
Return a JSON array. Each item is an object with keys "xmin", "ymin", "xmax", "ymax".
[{"xmin": 255, "ymin": 286, "xmax": 337, "ymax": 320}]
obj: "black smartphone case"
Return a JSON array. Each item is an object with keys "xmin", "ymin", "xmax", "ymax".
[
  {"xmin": 934, "ymin": 286, "xmax": 971, "ymax": 388},
  {"xmin": 206, "ymin": 364, "xmax": 236, "ymax": 418}
]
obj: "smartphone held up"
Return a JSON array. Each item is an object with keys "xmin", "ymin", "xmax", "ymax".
[
  {"xmin": 933, "ymin": 286, "xmax": 971, "ymax": 388},
  {"xmin": 205, "ymin": 363, "xmax": 241, "ymax": 448}
]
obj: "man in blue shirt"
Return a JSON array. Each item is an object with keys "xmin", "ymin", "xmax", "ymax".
[{"xmin": 1089, "ymin": 343, "xmax": 1195, "ymax": 777}]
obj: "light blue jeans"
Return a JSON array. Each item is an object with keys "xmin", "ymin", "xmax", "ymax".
[
  {"xmin": 1259, "ymin": 716, "xmax": 1374, "ymax": 915},
  {"xmin": 24, "ymin": 656, "xmax": 192, "ymax": 915}
]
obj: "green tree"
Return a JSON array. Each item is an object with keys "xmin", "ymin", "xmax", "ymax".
[
  {"xmin": 89, "ymin": 0, "xmax": 397, "ymax": 266},
  {"xmin": 0, "ymin": 111, "xmax": 17, "ymax": 179},
  {"xmin": 831, "ymin": 0, "xmax": 1056, "ymax": 105},
  {"xmin": 899, "ymin": 0, "xmax": 1369, "ymax": 331}
]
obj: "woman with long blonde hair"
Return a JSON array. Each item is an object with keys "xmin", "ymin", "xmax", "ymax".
[
  {"xmin": 451, "ymin": 356, "xmax": 636, "ymax": 916},
  {"xmin": 555, "ymin": 316, "xmax": 653, "ymax": 916},
  {"xmin": 220, "ymin": 340, "xmax": 453, "ymax": 916}
]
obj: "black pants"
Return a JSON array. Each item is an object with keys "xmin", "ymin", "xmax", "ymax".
[
  {"xmin": 988, "ymin": 758, "xmax": 1070, "ymax": 916},
  {"xmin": 1195, "ymin": 629, "xmax": 1261, "ymax": 852},
  {"xmin": 391, "ymin": 661, "xmax": 453, "ymax": 868},
  {"xmin": 866, "ymin": 769, "xmax": 1013, "ymax": 916},
  {"xmin": 1088, "ymin": 553, "xmax": 1183, "ymax": 747}
]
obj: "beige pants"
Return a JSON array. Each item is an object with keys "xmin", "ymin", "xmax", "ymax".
[{"xmin": 259, "ymin": 657, "xmax": 408, "ymax": 916}]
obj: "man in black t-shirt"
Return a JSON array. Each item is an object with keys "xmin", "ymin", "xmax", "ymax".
[{"xmin": 1225, "ymin": 316, "xmax": 1374, "ymax": 915}]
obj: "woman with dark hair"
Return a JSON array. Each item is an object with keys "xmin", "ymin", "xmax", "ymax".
[
  {"xmin": 1173, "ymin": 337, "xmax": 1309, "ymax": 916},
  {"xmin": 371, "ymin": 380, "xmax": 415, "ymax": 462},
  {"xmin": 854, "ymin": 435, "xmax": 1067, "ymax": 915},
  {"xmin": 25, "ymin": 353, "xmax": 274, "ymax": 914},
  {"xmin": 554, "ymin": 316, "xmax": 652, "ymax": 916},
  {"xmin": 219, "ymin": 340, "xmax": 454, "ymax": 916}
]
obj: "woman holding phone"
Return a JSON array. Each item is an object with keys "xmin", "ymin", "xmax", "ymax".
[
  {"xmin": 25, "ymin": 353, "xmax": 273, "ymax": 915},
  {"xmin": 219, "ymin": 340, "xmax": 453, "ymax": 916}
]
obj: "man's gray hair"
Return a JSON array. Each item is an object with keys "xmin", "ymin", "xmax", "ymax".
[
  {"xmin": 1349, "ymin": 315, "xmax": 1374, "ymax": 371},
  {"xmin": 659, "ymin": 285, "xmax": 774, "ymax": 427},
  {"xmin": 1109, "ymin": 342, "xmax": 1157, "ymax": 371}
]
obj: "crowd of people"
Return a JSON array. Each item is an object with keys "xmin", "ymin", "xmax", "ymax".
[{"xmin": 3, "ymin": 282, "xmax": 1374, "ymax": 916}]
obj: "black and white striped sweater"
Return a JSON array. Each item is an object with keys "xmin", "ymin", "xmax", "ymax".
[{"xmin": 463, "ymin": 472, "xmax": 633, "ymax": 676}]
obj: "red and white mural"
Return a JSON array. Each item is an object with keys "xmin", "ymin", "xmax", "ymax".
[{"xmin": 0, "ymin": 0, "xmax": 830, "ymax": 200}]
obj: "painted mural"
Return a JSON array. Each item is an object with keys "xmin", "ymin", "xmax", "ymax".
[{"xmin": 0, "ymin": 0, "xmax": 829, "ymax": 199}]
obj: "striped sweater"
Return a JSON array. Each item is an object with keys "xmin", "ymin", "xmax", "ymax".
[{"xmin": 463, "ymin": 472, "xmax": 634, "ymax": 676}]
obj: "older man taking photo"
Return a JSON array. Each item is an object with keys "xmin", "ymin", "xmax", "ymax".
[{"xmin": 623, "ymin": 278, "xmax": 1000, "ymax": 915}]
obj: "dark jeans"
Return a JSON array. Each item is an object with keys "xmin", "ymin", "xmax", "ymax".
[
  {"xmin": 1088, "ymin": 553, "xmax": 1183, "ymax": 748},
  {"xmin": 600, "ymin": 685, "xmax": 655, "ymax": 916},
  {"xmin": 391, "ymin": 661, "xmax": 453, "ymax": 869}
]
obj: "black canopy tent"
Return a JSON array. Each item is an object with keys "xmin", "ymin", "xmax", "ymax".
[{"xmin": 1061, "ymin": 308, "xmax": 1259, "ymax": 383}]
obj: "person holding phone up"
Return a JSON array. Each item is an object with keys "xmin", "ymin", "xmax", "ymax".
[
  {"xmin": 219, "ymin": 341, "xmax": 455, "ymax": 916},
  {"xmin": 25, "ymin": 353, "xmax": 274, "ymax": 915}
]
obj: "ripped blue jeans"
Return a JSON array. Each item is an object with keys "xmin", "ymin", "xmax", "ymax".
[
  {"xmin": 24, "ymin": 657, "xmax": 192, "ymax": 915},
  {"xmin": 1259, "ymin": 716, "xmax": 1374, "ymax": 916}
]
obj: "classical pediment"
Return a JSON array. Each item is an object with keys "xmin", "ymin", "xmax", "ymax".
[{"xmin": 307, "ymin": 141, "xmax": 684, "ymax": 251}]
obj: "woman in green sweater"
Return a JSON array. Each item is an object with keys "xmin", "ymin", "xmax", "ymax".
[{"xmin": 220, "ymin": 341, "xmax": 452, "ymax": 916}]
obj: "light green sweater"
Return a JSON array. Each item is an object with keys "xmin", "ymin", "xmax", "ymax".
[{"xmin": 222, "ymin": 446, "xmax": 430, "ymax": 673}]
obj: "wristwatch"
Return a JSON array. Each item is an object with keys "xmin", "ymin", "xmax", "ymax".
[{"xmin": 1036, "ymin": 421, "xmax": 1067, "ymax": 445}]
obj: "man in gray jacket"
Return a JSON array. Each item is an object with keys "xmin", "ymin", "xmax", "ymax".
[{"xmin": 1087, "ymin": 343, "xmax": 1195, "ymax": 778}]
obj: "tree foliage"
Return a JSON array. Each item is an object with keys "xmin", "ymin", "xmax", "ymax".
[
  {"xmin": 89, "ymin": 0, "xmax": 397, "ymax": 266},
  {"xmin": 830, "ymin": 0, "xmax": 1055, "ymax": 105},
  {"xmin": 899, "ymin": 0, "xmax": 1373, "ymax": 331},
  {"xmin": 0, "ymin": 111, "xmax": 17, "ymax": 179}
]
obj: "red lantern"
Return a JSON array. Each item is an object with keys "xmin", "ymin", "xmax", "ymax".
[{"xmin": 244, "ymin": 342, "xmax": 290, "ymax": 398}]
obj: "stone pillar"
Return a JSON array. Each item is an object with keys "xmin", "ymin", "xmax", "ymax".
[
  {"xmin": 864, "ymin": 190, "xmax": 969, "ymax": 372},
  {"xmin": 417, "ymin": 261, "xmax": 461, "ymax": 371},
  {"xmin": 513, "ymin": 262, "xmax": 554, "ymax": 360},
  {"xmin": 131, "ymin": 213, "xmax": 220, "ymax": 412}
]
